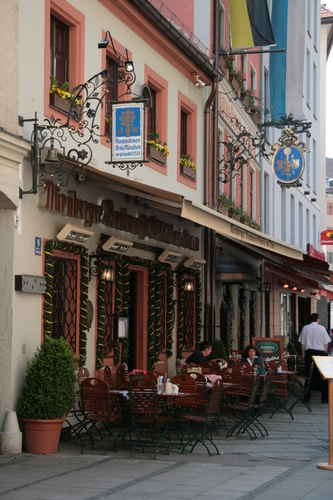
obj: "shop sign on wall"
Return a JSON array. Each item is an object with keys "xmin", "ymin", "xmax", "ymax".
[
  {"xmin": 271, "ymin": 129, "xmax": 307, "ymax": 186},
  {"xmin": 111, "ymin": 102, "xmax": 145, "ymax": 163}
]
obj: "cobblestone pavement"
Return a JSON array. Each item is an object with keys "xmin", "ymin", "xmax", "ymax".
[{"xmin": 0, "ymin": 391, "xmax": 332, "ymax": 499}]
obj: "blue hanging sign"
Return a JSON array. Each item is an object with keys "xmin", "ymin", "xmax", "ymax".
[
  {"xmin": 271, "ymin": 129, "xmax": 307, "ymax": 186},
  {"xmin": 111, "ymin": 102, "xmax": 145, "ymax": 163}
]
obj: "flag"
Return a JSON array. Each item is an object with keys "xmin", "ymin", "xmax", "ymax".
[
  {"xmin": 269, "ymin": 0, "xmax": 305, "ymax": 119},
  {"xmin": 230, "ymin": 0, "xmax": 275, "ymax": 49}
]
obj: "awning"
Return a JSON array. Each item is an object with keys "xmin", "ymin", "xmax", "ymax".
[{"xmin": 181, "ymin": 199, "xmax": 303, "ymax": 260}]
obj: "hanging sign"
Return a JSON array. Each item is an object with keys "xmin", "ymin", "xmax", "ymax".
[
  {"xmin": 320, "ymin": 230, "xmax": 333, "ymax": 246},
  {"xmin": 271, "ymin": 129, "xmax": 307, "ymax": 186},
  {"xmin": 111, "ymin": 101, "xmax": 145, "ymax": 163}
]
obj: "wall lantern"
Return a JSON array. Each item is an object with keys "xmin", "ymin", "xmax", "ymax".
[
  {"xmin": 184, "ymin": 280, "xmax": 194, "ymax": 292},
  {"xmin": 89, "ymin": 254, "xmax": 114, "ymax": 282}
]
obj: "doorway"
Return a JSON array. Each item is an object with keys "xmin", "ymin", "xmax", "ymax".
[
  {"xmin": 127, "ymin": 266, "xmax": 148, "ymax": 371},
  {"xmin": 298, "ymin": 296, "xmax": 311, "ymax": 335}
]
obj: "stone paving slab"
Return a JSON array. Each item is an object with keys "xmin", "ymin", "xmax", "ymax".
[{"xmin": 0, "ymin": 394, "xmax": 332, "ymax": 499}]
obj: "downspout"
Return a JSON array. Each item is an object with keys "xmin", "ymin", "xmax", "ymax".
[{"xmin": 203, "ymin": 0, "xmax": 219, "ymax": 342}]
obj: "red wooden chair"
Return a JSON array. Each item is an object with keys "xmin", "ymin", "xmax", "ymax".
[
  {"xmin": 104, "ymin": 366, "xmax": 113, "ymax": 387},
  {"xmin": 128, "ymin": 385, "xmax": 171, "ymax": 458},
  {"xmin": 200, "ymin": 360, "xmax": 219, "ymax": 374},
  {"xmin": 180, "ymin": 379, "xmax": 224, "ymax": 455},
  {"xmin": 79, "ymin": 377, "xmax": 123, "ymax": 454}
]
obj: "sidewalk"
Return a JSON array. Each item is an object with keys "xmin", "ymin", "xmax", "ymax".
[{"xmin": 0, "ymin": 392, "xmax": 332, "ymax": 499}]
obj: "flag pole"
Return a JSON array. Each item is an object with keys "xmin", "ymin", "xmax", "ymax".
[{"xmin": 220, "ymin": 48, "xmax": 285, "ymax": 56}]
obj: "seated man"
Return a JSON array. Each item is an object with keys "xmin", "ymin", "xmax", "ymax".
[{"xmin": 186, "ymin": 341, "xmax": 212, "ymax": 365}]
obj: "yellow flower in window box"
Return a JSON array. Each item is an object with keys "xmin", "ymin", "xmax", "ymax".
[{"xmin": 50, "ymin": 75, "xmax": 83, "ymax": 109}]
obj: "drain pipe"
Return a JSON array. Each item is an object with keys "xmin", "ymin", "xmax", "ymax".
[{"xmin": 203, "ymin": 15, "xmax": 218, "ymax": 341}]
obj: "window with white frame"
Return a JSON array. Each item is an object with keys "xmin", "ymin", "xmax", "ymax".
[
  {"xmin": 250, "ymin": 63, "xmax": 257, "ymax": 91},
  {"xmin": 291, "ymin": 194, "xmax": 295, "ymax": 245}
]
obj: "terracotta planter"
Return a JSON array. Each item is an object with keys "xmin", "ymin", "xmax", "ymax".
[
  {"xmin": 181, "ymin": 163, "xmax": 197, "ymax": 181},
  {"xmin": 22, "ymin": 417, "xmax": 65, "ymax": 454},
  {"xmin": 148, "ymin": 145, "xmax": 167, "ymax": 166},
  {"xmin": 219, "ymin": 56, "xmax": 229, "ymax": 78},
  {"xmin": 217, "ymin": 204, "xmax": 228, "ymax": 216},
  {"xmin": 230, "ymin": 77, "xmax": 240, "ymax": 97},
  {"xmin": 251, "ymin": 112, "xmax": 261, "ymax": 125}
]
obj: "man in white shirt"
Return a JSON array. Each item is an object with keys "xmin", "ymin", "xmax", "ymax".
[{"xmin": 299, "ymin": 313, "xmax": 331, "ymax": 403}]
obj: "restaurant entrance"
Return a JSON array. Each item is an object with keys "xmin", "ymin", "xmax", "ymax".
[
  {"xmin": 128, "ymin": 272, "xmax": 137, "ymax": 371},
  {"xmin": 127, "ymin": 266, "xmax": 148, "ymax": 371}
]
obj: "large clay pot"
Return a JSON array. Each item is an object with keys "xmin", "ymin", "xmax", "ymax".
[{"xmin": 22, "ymin": 417, "xmax": 65, "ymax": 454}]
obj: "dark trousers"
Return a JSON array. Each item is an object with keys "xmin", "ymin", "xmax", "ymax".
[{"xmin": 305, "ymin": 349, "xmax": 328, "ymax": 401}]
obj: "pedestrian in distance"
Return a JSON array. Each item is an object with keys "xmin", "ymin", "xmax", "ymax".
[{"xmin": 299, "ymin": 313, "xmax": 330, "ymax": 403}]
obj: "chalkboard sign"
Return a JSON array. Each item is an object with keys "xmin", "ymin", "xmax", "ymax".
[{"xmin": 252, "ymin": 338, "xmax": 283, "ymax": 363}]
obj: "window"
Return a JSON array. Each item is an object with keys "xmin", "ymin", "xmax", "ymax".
[
  {"xmin": 314, "ymin": 0, "xmax": 318, "ymax": 48},
  {"xmin": 249, "ymin": 169, "xmax": 253, "ymax": 219},
  {"xmin": 307, "ymin": 0, "xmax": 311, "ymax": 35},
  {"xmin": 240, "ymin": 166, "xmax": 244, "ymax": 211},
  {"xmin": 50, "ymin": 16, "xmax": 69, "ymax": 88},
  {"xmin": 313, "ymin": 63, "xmax": 317, "ymax": 118},
  {"xmin": 180, "ymin": 111, "xmax": 187, "ymax": 156},
  {"xmin": 306, "ymin": 208, "xmax": 310, "ymax": 246},
  {"xmin": 313, "ymin": 139, "xmax": 317, "ymax": 193},
  {"xmin": 51, "ymin": 253, "xmax": 80, "ymax": 355},
  {"xmin": 45, "ymin": 0, "xmax": 84, "ymax": 119},
  {"xmin": 264, "ymin": 172, "xmax": 269, "ymax": 233},
  {"xmin": 250, "ymin": 63, "xmax": 257, "ymax": 91},
  {"xmin": 306, "ymin": 50, "xmax": 310, "ymax": 108},
  {"xmin": 145, "ymin": 66, "xmax": 168, "ymax": 171},
  {"xmin": 291, "ymin": 194, "xmax": 295, "ymax": 245},
  {"xmin": 178, "ymin": 92, "xmax": 197, "ymax": 185},
  {"xmin": 281, "ymin": 188, "xmax": 286, "ymax": 241},
  {"xmin": 280, "ymin": 293, "xmax": 292, "ymax": 338},
  {"xmin": 327, "ymin": 202, "xmax": 333, "ymax": 216},
  {"xmin": 147, "ymin": 88, "xmax": 156, "ymax": 137},
  {"xmin": 218, "ymin": 1, "xmax": 225, "ymax": 50}
]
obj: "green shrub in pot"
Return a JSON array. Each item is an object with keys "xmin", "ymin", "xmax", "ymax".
[{"xmin": 18, "ymin": 335, "xmax": 77, "ymax": 420}]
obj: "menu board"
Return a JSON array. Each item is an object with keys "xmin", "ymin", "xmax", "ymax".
[
  {"xmin": 252, "ymin": 338, "xmax": 283, "ymax": 363},
  {"xmin": 312, "ymin": 356, "xmax": 333, "ymax": 379}
]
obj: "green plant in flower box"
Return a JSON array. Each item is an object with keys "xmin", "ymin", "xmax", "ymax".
[
  {"xmin": 50, "ymin": 75, "xmax": 82, "ymax": 106},
  {"xmin": 180, "ymin": 153, "xmax": 197, "ymax": 171},
  {"xmin": 147, "ymin": 132, "xmax": 169, "ymax": 157}
]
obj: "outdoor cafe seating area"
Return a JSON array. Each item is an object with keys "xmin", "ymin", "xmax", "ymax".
[{"xmin": 63, "ymin": 358, "xmax": 314, "ymax": 457}]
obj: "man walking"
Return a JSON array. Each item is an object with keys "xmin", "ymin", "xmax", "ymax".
[{"xmin": 299, "ymin": 313, "xmax": 331, "ymax": 403}]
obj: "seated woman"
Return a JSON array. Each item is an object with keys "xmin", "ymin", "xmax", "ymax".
[{"xmin": 241, "ymin": 344, "xmax": 266, "ymax": 375}]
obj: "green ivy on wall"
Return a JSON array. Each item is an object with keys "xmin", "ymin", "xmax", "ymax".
[
  {"xmin": 95, "ymin": 253, "xmax": 174, "ymax": 370},
  {"xmin": 44, "ymin": 240, "xmax": 88, "ymax": 367},
  {"xmin": 250, "ymin": 291, "xmax": 256, "ymax": 339},
  {"xmin": 239, "ymin": 285, "xmax": 247, "ymax": 349},
  {"xmin": 226, "ymin": 284, "xmax": 234, "ymax": 355}
]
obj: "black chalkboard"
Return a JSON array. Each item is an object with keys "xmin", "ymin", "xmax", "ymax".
[{"xmin": 252, "ymin": 338, "xmax": 283, "ymax": 363}]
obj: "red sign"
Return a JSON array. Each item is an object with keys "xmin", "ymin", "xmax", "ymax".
[
  {"xmin": 320, "ymin": 230, "xmax": 333, "ymax": 246},
  {"xmin": 307, "ymin": 244, "xmax": 325, "ymax": 261}
]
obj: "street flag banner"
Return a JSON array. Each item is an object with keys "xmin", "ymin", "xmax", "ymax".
[
  {"xmin": 320, "ymin": 230, "xmax": 333, "ymax": 245},
  {"xmin": 269, "ymin": 0, "xmax": 305, "ymax": 119},
  {"xmin": 230, "ymin": 0, "xmax": 275, "ymax": 49}
]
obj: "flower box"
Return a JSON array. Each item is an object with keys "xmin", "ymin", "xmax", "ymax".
[
  {"xmin": 230, "ymin": 77, "xmax": 240, "ymax": 97},
  {"xmin": 217, "ymin": 204, "xmax": 228, "ymax": 216},
  {"xmin": 219, "ymin": 56, "xmax": 229, "ymax": 78},
  {"xmin": 148, "ymin": 145, "xmax": 167, "ymax": 166},
  {"xmin": 251, "ymin": 112, "xmax": 261, "ymax": 125},
  {"xmin": 181, "ymin": 164, "xmax": 197, "ymax": 181},
  {"xmin": 51, "ymin": 93, "xmax": 82, "ymax": 120}
]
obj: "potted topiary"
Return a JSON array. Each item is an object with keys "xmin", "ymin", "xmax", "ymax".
[{"xmin": 18, "ymin": 335, "xmax": 77, "ymax": 454}]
